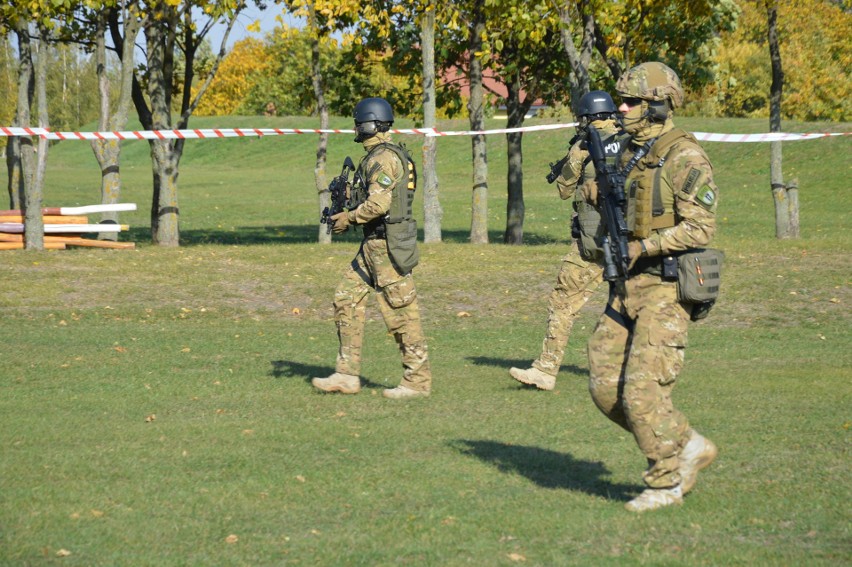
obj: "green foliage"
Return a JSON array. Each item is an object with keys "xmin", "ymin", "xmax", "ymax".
[
  {"xmin": 0, "ymin": 115, "xmax": 850, "ymax": 564},
  {"xmin": 43, "ymin": 42, "xmax": 101, "ymax": 131},
  {"xmin": 698, "ymin": 0, "xmax": 851, "ymax": 121}
]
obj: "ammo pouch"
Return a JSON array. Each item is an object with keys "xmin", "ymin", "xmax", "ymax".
[
  {"xmin": 385, "ymin": 218, "xmax": 420, "ymax": 275},
  {"xmin": 575, "ymin": 201, "xmax": 604, "ymax": 262},
  {"xmin": 676, "ymin": 248, "xmax": 724, "ymax": 320}
]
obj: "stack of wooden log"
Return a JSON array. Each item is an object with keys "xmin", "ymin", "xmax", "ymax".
[{"xmin": 0, "ymin": 203, "xmax": 137, "ymax": 250}]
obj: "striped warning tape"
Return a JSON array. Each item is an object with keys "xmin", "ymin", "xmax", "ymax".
[{"xmin": 0, "ymin": 124, "xmax": 848, "ymax": 141}]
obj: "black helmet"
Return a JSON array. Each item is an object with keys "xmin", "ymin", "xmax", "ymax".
[
  {"xmin": 577, "ymin": 90, "xmax": 617, "ymax": 117},
  {"xmin": 353, "ymin": 97, "xmax": 393, "ymax": 142},
  {"xmin": 353, "ymin": 97, "xmax": 394, "ymax": 124}
]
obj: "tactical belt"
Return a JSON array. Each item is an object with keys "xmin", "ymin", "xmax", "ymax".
[
  {"xmin": 363, "ymin": 222, "xmax": 386, "ymax": 240},
  {"xmin": 628, "ymin": 256, "xmax": 664, "ymax": 277}
]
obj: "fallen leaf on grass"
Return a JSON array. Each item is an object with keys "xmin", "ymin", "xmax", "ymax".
[
  {"xmin": 56, "ymin": 549, "xmax": 72, "ymax": 557},
  {"xmin": 90, "ymin": 509, "xmax": 104, "ymax": 518},
  {"xmin": 114, "ymin": 346, "xmax": 127, "ymax": 353},
  {"xmin": 145, "ymin": 414, "xmax": 156, "ymax": 423},
  {"xmin": 292, "ymin": 307, "xmax": 302, "ymax": 316},
  {"xmin": 456, "ymin": 311, "xmax": 471, "ymax": 318},
  {"xmin": 508, "ymin": 553, "xmax": 526, "ymax": 562},
  {"xmin": 296, "ymin": 475, "xmax": 306, "ymax": 483},
  {"xmin": 225, "ymin": 534, "xmax": 239, "ymax": 544}
]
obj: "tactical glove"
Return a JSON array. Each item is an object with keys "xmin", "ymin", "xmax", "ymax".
[{"xmin": 331, "ymin": 212, "xmax": 350, "ymax": 234}]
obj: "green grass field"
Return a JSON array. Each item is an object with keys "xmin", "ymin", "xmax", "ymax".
[{"xmin": 1, "ymin": 116, "xmax": 850, "ymax": 565}]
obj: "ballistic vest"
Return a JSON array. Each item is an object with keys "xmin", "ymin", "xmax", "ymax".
[
  {"xmin": 355, "ymin": 142, "xmax": 416, "ymax": 227},
  {"xmin": 625, "ymin": 128, "xmax": 698, "ymax": 238},
  {"xmin": 574, "ymin": 129, "xmax": 628, "ymax": 261}
]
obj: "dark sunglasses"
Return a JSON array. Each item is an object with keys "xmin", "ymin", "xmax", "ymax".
[{"xmin": 621, "ymin": 97, "xmax": 643, "ymax": 107}]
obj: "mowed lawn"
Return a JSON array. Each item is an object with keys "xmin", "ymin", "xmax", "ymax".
[{"xmin": 1, "ymin": 116, "xmax": 850, "ymax": 565}]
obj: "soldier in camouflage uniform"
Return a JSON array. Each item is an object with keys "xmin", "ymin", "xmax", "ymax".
[
  {"xmin": 312, "ymin": 97, "xmax": 432, "ymax": 400},
  {"xmin": 510, "ymin": 91, "xmax": 624, "ymax": 391},
  {"xmin": 587, "ymin": 62, "xmax": 719, "ymax": 512}
]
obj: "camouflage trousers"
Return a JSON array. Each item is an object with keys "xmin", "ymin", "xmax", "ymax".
[
  {"xmin": 333, "ymin": 239, "xmax": 431, "ymax": 391},
  {"xmin": 532, "ymin": 244, "xmax": 604, "ymax": 377},
  {"xmin": 587, "ymin": 274, "xmax": 692, "ymax": 489}
]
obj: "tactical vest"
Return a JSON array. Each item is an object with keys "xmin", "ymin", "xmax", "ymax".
[
  {"xmin": 574, "ymin": 130, "xmax": 628, "ymax": 261},
  {"xmin": 625, "ymin": 128, "xmax": 697, "ymax": 239},
  {"xmin": 356, "ymin": 142, "xmax": 420, "ymax": 274},
  {"xmin": 355, "ymin": 142, "xmax": 417, "ymax": 226}
]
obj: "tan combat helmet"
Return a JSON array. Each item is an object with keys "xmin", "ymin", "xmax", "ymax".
[{"xmin": 616, "ymin": 62, "xmax": 684, "ymax": 110}]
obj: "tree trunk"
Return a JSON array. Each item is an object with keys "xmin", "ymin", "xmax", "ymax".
[
  {"xmin": 150, "ymin": 141, "xmax": 180, "ymax": 246},
  {"xmin": 468, "ymin": 0, "xmax": 489, "ymax": 244},
  {"xmin": 420, "ymin": 8, "xmax": 442, "ymax": 243},
  {"xmin": 27, "ymin": 29, "xmax": 49, "ymax": 251},
  {"xmin": 307, "ymin": 3, "xmax": 331, "ymax": 244},
  {"xmin": 91, "ymin": 8, "xmax": 138, "ymax": 241},
  {"xmin": 503, "ymin": 80, "xmax": 531, "ymax": 245},
  {"xmin": 7, "ymin": 19, "xmax": 34, "ymax": 212},
  {"xmin": 558, "ymin": 1, "xmax": 595, "ymax": 113},
  {"xmin": 144, "ymin": 11, "xmax": 181, "ymax": 246},
  {"xmin": 767, "ymin": 1, "xmax": 788, "ymax": 239},
  {"xmin": 787, "ymin": 178, "xmax": 799, "ymax": 238}
]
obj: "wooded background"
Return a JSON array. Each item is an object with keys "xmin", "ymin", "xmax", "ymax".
[{"xmin": 1, "ymin": 0, "xmax": 849, "ymax": 247}]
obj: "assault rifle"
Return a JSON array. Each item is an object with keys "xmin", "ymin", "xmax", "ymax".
[
  {"xmin": 545, "ymin": 132, "xmax": 581, "ymax": 184},
  {"xmin": 586, "ymin": 125, "xmax": 629, "ymax": 281},
  {"xmin": 320, "ymin": 156, "xmax": 356, "ymax": 233}
]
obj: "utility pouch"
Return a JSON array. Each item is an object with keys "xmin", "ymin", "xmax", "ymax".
[
  {"xmin": 385, "ymin": 218, "xmax": 420, "ymax": 275},
  {"xmin": 571, "ymin": 215, "xmax": 581, "ymax": 239},
  {"xmin": 677, "ymin": 248, "xmax": 724, "ymax": 320},
  {"xmin": 662, "ymin": 255, "xmax": 678, "ymax": 280}
]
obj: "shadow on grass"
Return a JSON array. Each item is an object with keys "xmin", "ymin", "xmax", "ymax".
[
  {"xmin": 127, "ymin": 226, "xmax": 567, "ymax": 246},
  {"xmin": 452, "ymin": 439, "xmax": 639, "ymax": 501},
  {"xmin": 269, "ymin": 359, "xmax": 386, "ymax": 389},
  {"xmin": 465, "ymin": 356, "xmax": 587, "ymax": 379}
]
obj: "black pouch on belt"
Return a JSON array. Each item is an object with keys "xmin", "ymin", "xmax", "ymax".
[{"xmin": 662, "ymin": 255, "xmax": 678, "ymax": 280}]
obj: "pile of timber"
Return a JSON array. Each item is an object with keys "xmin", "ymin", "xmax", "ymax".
[{"xmin": 0, "ymin": 203, "xmax": 137, "ymax": 250}]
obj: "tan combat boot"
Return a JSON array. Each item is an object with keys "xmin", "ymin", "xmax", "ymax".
[
  {"xmin": 312, "ymin": 372, "xmax": 360, "ymax": 394},
  {"xmin": 383, "ymin": 385, "xmax": 430, "ymax": 399},
  {"xmin": 509, "ymin": 367, "xmax": 556, "ymax": 391},
  {"xmin": 679, "ymin": 429, "xmax": 718, "ymax": 494},
  {"xmin": 624, "ymin": 485, "xmax": 683, "ymax": 513}
]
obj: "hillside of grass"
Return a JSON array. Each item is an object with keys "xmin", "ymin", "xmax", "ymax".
[{"xmin": 1, "ymin": 115, "xmax": 850, "ymax": 565}]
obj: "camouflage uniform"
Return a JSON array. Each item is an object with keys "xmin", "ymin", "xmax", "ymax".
[
  {"xmin": 530, "ymin": 118, "xmax": 623, "ymax": 377},
  {"xmin": 333, "ymin": 132, "xmax": 431, "ymax": 392},
  {"xmin": 587, "ymin": 63, "xmax": 719, "ymax": 508}
]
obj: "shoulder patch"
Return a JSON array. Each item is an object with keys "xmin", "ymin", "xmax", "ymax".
[
  {"xmin": 377, "ymin": 172, "xmax": 394, "ymax": 188},
  {"xmin": 696, "ymin": 185, "xmax": 717, "ymax": 210},
  {"xmin": 682, "ymin": 167, "xmax": 702, "ymax": 196}
]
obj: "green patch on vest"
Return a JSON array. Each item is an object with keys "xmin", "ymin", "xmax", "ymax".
[
  {"xmin": 377, "ymin": 172, "xmax": 394, "ymax": 188},
  {"xmin": 696, "ymin": 185, "xmax": 717, "ymax": 210}
]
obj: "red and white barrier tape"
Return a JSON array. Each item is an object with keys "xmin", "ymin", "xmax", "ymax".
[{"xmin": 1, "ymin": 123, "xmax": 848, "ymax": 142}]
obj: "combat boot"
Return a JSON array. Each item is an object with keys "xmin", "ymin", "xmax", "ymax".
[
  {"xmin": 509, "ymin": 367, "xmax": 556, "ymax": 391},
  {"xmin": 624, "ymin": 485, "xmax": 683, "ymax": 513},
  {"xmin": 679, "ymin": 429, "xmax": 718, "ymax": 494},
  {"xmin": 312, "ymin": 372, "xmax": 360, "ymax": 394},
  {"xmin": 383, "ymin": 385, "xmax": 430, "ymax": 399}
]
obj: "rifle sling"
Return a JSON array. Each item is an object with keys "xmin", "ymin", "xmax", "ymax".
[
  {"xmin": 350, "ymin": 243, "xmax": 376, "ymax": 289},
  {"xmin": 604, "ymin": 284, "xmax": 635, "ymax": 332}
]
